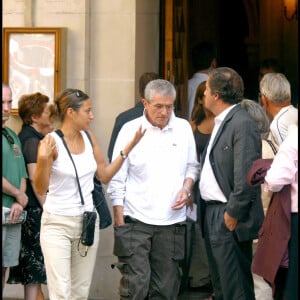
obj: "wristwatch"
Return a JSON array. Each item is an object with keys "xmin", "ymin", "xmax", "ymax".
[
  {"xmin": 183, "ymin": 186, "xmax": 191, "ymax": 198},
  {"xmin": 120, "ymin": 150, "xmax": 127, "ymax": 159}
]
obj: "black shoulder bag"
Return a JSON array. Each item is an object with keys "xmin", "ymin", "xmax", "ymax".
[
  {"xmin": 84, "ymin": 131, "xmax": 112, "ymax": 230},
  {"xmin": 55, "ymin": 130, "xmax": 97, "ymax": 257}
]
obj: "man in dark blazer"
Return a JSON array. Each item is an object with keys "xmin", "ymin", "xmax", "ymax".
[{"xmin": 199, "ymin": 67, "xmax": 264, "ymax": 300}]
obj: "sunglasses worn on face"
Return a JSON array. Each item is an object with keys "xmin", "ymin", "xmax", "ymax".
[{"xmin": 2, "ymin": 128, "xmax": 14, "ymax": 145}]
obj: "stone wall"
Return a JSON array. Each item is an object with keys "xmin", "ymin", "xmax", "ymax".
[{"xmin": 2, "ymin": 1, "xmax": 159, "ymax": 299}]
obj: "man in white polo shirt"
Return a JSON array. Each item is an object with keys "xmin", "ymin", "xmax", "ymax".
[{"xmin": 108, "ymin": 79, "xmax": 200, "ymax": 299}]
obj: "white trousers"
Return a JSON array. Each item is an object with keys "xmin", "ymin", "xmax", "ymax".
[{"xmin": 40, "ymin": 211, "xmax": 100, "ymax": 300}]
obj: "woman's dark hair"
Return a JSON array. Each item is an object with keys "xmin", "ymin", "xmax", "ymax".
[
  {"xmin": 54, "ymin": 88, "xmax": 89, "ymax": 121},
  {"xmin": 191, "ymin": 81, "xmax": 206, "ymax": 125},
  {"xmin": 18, "ymin": 92, "xmax": 49, "ymax": 125}
]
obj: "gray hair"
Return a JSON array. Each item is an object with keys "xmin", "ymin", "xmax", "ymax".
[
  {"xmin": 144, "ymin": 79, "xmax": 176, "ymax": 103},
  {"xmin": 259, "ymin": 73, "xmax": 291, "ymax": 104},
  {"xmin": 241, "ymin": 99, "xmax": 270, "ymax": 138}
]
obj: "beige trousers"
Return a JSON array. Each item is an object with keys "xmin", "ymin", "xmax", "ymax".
[{"xmin": 40, "ymin": 211, "xmax": 99, "ymax": 300}]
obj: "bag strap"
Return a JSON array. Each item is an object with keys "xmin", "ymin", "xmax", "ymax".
[
  {"xmin": 84, "ymin": 130, "xmax": 93, "ymax": 147},
  {"xmin": 84, "ymin": 131, "xmax": 100, "ymax": 181},
  {"xmin": 55, "ymin": 129, "xmax": 85, "ymax": 205},
  {"xmin": 265, "ymin": 139, "xmax": 278, "ymax": 155}
]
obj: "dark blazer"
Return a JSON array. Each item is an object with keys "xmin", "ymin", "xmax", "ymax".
[
  {"xmin": 247, "ymin": 158, "xmax": 291, "ymax": 296},
  {"xmin": 201, "ymin": 104, "xmax": 264, "ymax": 241}
]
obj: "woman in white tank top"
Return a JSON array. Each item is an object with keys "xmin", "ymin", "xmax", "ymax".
[{"xmin": 33, "ymin": 88, "xmax": 145, "ymax": 300}]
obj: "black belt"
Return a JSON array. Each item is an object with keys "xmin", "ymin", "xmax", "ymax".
[
  {"xmin": 124, "ymin": 215, "xmax": 139, "ymax": 223},
  {"xmin": 205, "ymin": 200, "xmax": 225, "ymax": 205},
  {"xmin": 124, "ymin": 216, "xmax": 186, "ymax": 228}
]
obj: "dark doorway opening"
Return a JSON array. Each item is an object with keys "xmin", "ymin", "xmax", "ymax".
[{"xmin": 187, "ymin": 0, "xmax": 259, "ymax": 100}]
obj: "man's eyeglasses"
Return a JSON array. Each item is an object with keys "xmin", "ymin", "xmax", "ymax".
[
  {"xmin": 2, "ymin": 128, "xmax": 14, "ymax": 145},
  {"xmin": 151, "ymin": 104, "xmax": 174, "ymax": 111}
]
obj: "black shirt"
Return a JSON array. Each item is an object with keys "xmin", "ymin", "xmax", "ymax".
[{"xmin": 19, "ymin": 125, "xmax": 44, "ymax": 208}]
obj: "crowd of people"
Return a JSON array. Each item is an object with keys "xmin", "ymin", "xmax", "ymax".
[{"xmin": 2, "ymin": 58, "xmax": 298, "ymax": 300}]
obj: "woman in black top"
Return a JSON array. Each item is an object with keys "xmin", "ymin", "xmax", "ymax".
[{"xmin": 7, "ymin": 93, "xmax": 57, "ymax": 300}]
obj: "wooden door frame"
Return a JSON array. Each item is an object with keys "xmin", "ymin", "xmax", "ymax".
[{"xmin": 159, "ymin": 0, "xmax": 188, "ymax": 118}]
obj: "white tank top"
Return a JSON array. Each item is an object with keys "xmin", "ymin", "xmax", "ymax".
[{"xmin": 43, "ymin": 131, "xmax": 97, "ymax": 216}]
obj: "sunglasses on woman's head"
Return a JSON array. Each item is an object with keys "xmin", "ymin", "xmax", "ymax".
[{"xmin": 75, "ymin": 90, "xmax": 83, "ymax": 97}]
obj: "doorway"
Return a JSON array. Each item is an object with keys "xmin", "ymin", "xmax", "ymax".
[{"xmin": 160, "ymin": 0, "xmax": 260, "ymax": 119}]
